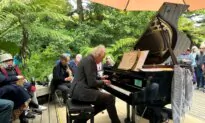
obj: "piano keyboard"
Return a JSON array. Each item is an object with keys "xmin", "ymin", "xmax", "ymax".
[{"xmin": 108, "ymin": 84, "xmax": 131, "ymax": 96}]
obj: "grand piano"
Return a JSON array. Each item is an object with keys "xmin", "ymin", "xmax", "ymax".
[{"xmin": 103, "ymin": 2, "xmax": 191, "ymax": 123}]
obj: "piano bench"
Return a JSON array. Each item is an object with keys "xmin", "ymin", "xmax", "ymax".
[{"xmin": 66, "ymin": 98, "xmax": 95, "ymax": 123}]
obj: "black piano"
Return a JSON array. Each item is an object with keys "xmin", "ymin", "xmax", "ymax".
[{"xmin": 103, "ymin": 2, "xmax": 191, "ymax": 123}]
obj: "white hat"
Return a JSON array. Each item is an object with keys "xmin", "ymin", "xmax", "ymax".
[{"xmin": 0, "ymin": 54, "xmax": 13, "ymax": 63}]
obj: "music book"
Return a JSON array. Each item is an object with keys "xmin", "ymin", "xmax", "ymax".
[
  {"xmin": 118, "ymin": 51, "xmax": 139, "ymax": 70},
  {"xmin": 118, "ymin": 50, "xmax": 149, "ymax": 71},
  {"xmin": 132, "ymin": 50, "xmax": 149, "ymax": 71}
]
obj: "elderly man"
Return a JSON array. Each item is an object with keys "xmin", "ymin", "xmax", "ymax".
[
  {"xmin": 0, "ymin": 53, "xmax": 31, "ymax": 123},
  {"xmin": 70, "ymin": 45, "xmax": 121, "ymax": 123},
  {"xmin": 52, "ymin": 53, "xmax": 73, "ymax": 103},
  {"xmin": 69, "ymin": 54, "xmax": 82, "ymax": 76}
]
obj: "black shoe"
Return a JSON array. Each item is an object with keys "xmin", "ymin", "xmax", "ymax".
[
  {"xmin": 32, "ymin": 108, "xmax": 42, "ymax": 115},
  {"xmin": 25, "ymin": 112, "xmax": 35, "ymax": 119},
  {"xmin": 19, "ymin": 111, "xmax": 28, "ymax": 123},
  {"xmin": 20, "ymin": 118, "xmax": 29, "ymax": 123}
]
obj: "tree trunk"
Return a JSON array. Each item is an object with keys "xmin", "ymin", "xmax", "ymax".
[
  {"xmin": 77, "ymin": 0, "xmax": 84, "ymax": 22},
  {"xmin": 21, "ymin": 26, "xmax": 29, "ymax": 59}
]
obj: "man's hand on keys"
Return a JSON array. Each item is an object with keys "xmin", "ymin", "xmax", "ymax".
[
  {"xmin": 103, "ymin": 79, "xmax": 111, "ymax": 85},
  {"xmin": 101, "ymin": 75, "xmax": 109, "ymax": 80}
]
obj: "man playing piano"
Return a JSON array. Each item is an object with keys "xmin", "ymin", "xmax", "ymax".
[{"xmin": 70, "ymin": 45, "xmax": 121, "ymax": 123}]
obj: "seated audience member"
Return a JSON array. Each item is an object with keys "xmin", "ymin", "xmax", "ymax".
[
  {"xmin": 0, "ymin": 54, "xmax": 31, "ymax": 123},
  {"xmin": 0, "ymin": 99, "xmax": 14, "ymax": 123},
  {"xmin": 1, "ymin": 54, "xmax": 46, "ymax": 110},
  {"xmin": 69, "ymin": 54, "xmax": 82, "ymax": 76},
  {"xmin": 52, "ymin": 53, "xmax": 73, "ymax": 103},
  {"xmin": 56, "ymin": 53, "xmax": 70, "ymax": 65},
  {"xmin": 0, "ymin": 53, "xmax": 46, "ymax": 122},
  {"xmin": 103, "ymin": 55, "xmax": 115, "ymax": 68},
  {"xmin": 70, "ymin": 45, "xmax": 121, "ymax": 123}
]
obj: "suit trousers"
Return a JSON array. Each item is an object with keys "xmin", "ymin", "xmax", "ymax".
[{"xmin": 74, "ymin": 92, "xmax": 121, "ymax": 123}]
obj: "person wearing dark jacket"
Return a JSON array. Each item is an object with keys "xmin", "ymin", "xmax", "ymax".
[
  {"xmin": 52, "ymin": 53, "xmax": 73, "ymax": 103},
  {"xmin": 0, "ymin": 54, "xmax": 31, "ymax": 123},
  {"xmin": 196, "ymin": 46, "xmax": 205, "ymax": 88},
  {"xmin": 0, "ymin": 71, "xmax": 29, "ymax": 110},
  {"xmin": 70, "ymin": 45, "xmax": 121, "ymax": 123}
]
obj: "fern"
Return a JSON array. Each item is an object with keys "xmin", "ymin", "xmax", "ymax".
[
  {"xmin": 0, "ymin": 0, "xmax": 73, "ymax": 58},
  {"xmin": 80, "ymin": 46, "xmax": 94, "ymax": 56},
  {"xmin": 107, "ymin": 37, "xmax": 136, "ymax": 60},
  {"xmin": 29, "ymin": 24, "xmax": 73, "ymax": 42},
  {"xmin": 35, "ymin": 11, "xmax": 74, "ymax": 22}
]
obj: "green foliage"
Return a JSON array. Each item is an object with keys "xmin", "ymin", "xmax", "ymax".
[
  {"xmin": 22, "ymin": 46, "xmax": 58, "ymax": 80},
  {"xmin": 0, "ymin": 41, "xmax": 20, "ymax": 55},
  {"xmin": 178, "ymin": 11, "xmax": 205, "ymax": 45},
  {"xmin": 107, "ymin": 37, "xmax": 136, "ymax": 61},
  {"xmin": 0, "ymin": 0, "xmax": 72, "ymax": 58},
  {"xmin": 1, "ymin": 1, "xmax": 205, "ymax": 80}
]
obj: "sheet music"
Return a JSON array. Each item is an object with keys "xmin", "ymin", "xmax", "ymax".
[
  {"xmin": 133, "ymin": 50, "xmax": 149, "ymax": 71},
  {"xmin": 118, "ymin": 51, "xmax": 138, "ymax": 70}
]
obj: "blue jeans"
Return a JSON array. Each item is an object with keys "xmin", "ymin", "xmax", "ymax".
[
  {"xmin": 0, "ymin": 99, "xmax": 14, "ymax": 123},
  {"xmin": 196, "ymin": 67, "xmax": 205, "ymax": 88}
]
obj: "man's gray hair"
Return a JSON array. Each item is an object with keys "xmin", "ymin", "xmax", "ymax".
[
  {"xmin": 91, "ymin": 45, "xmax": 106, "ymax": 58},
  {"xmin": 60, "ymin": 53, "xmax": 70, "ymax": 60},
  {"xmin": 76, "ymin": 54, "xmax": 82, "ymax": 59}
]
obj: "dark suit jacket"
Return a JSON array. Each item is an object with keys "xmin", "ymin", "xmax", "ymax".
[
  {"xmin": 52, "ymin": 62, "xmax": 70, "ymax": 85},
  {"xmin": 70, "ymin": 55, "xmax": 104, "ymax": 102}
]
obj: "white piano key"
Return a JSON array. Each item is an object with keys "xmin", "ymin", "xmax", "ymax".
[{"xmin": 108, "ymin": 84, "xmax": 131, "ymax": 96}]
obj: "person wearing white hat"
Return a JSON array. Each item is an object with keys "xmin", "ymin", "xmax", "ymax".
[
  {"xmin": 1, "ymin": 53, "xmax": 48, "ymax": 117},
  {"xmin": 0, "ymin": 53, "xmax": 31, "ymax": 123}
]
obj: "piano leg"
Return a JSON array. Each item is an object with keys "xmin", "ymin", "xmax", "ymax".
[
  {"xmin": 124, "ymin": 104, "xmax": 131, "ymax": 123},
  {"xmin": 125, "ymin": 104, "xmax": 136, "ymax": 123},
  {"xmin": 131, "ymin": 105, "xmax": 136, "ymax": 123}
]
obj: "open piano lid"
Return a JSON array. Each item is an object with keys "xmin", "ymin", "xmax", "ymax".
[{"xmin": 134, "ymin": 2, "xmax": 191, "ymax": 65}]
